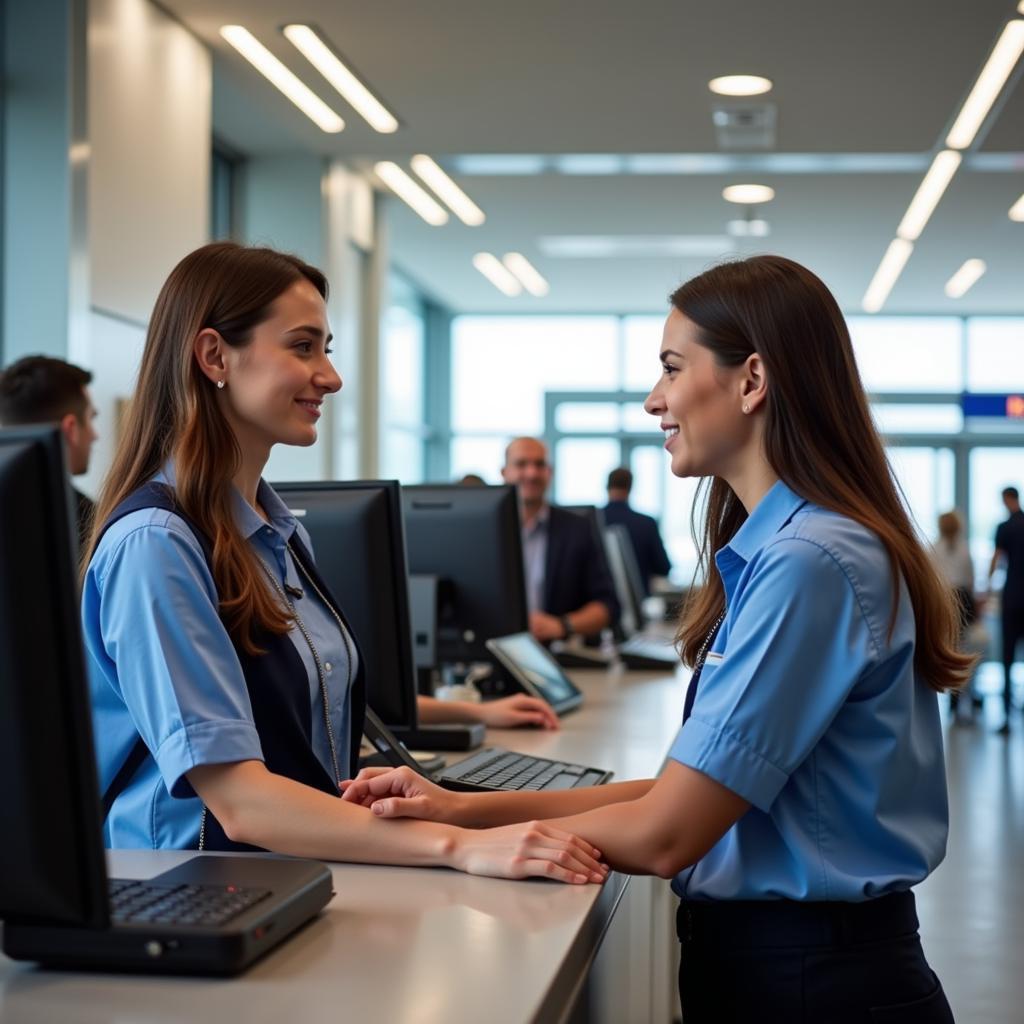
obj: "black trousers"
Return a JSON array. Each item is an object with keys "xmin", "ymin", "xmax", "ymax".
[
  {"xmin": 677, "ymin": 891, "xmax": 954, "ymax": 1023},
  {"xmin": 1001, "ymin": 605, "xmax": 1024, "ymax": 710}
]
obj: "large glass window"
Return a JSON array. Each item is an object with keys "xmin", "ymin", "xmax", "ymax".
[
  {"xmin": 380, "ymin": 274, "xmax": 427, "ymax": 482},
  {"xmin": 447, "ymin": 314, "xmax": 1024, "ymax": 591},
  {"xmin": 847, "ymin": 317, "xmax": 962, "ymax": 393},
  {"xmin": 966, "ymin": 319, "xmax": 1024, "ymax": 392},
  {"xmin": 452, "ymin": 316, "xmax": 618, "ymax": 437}
]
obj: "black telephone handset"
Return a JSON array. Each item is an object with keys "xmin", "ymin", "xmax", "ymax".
[{"xmin": 361, "ymin": 708, "xmax": 432, "ymax": 776}]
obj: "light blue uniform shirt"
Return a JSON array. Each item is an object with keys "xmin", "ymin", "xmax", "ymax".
[
  {"xmin": 84, "ymin": 468, "xmax": 357, "ymax": 849},
  {"xmin": 671, "ymin": 481, "xmax": 948, "ymax": 901}
]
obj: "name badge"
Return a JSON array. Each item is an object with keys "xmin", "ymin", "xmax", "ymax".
[{"xmin": 704, "ymin": 651, "xmax": 724, "ymax": 667}]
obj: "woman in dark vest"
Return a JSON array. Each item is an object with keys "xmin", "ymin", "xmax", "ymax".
[{"xmin": 81, "ymin": 241, "xmax": 603, "ymax": 884}]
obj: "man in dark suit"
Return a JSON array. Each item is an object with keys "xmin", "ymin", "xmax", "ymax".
[
  {"xmin": 602, "ymin": 466, "xmax": 672, "ymax": 595},
  {"xmin": 0, "ymin": 355, "xmax": 98, "ymax": 550},
  {"xmin": 990, "ymin": 485, "xmax": 1024, "ymax": 734},
  {"xmin": 501, "ymin": 436, "xmax": 618, "ymax": 643}
]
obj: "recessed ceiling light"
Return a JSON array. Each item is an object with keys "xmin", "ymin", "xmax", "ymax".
[
  {"xmin": 722, "ymin": 184, "xmax": 775, "ymax": 204},
  {"xmin": 896, "ymin": 150, "xmax": 961, "ymax": 241},
  {"xmin": 410, "ymin": 156, "xmax": 485, "ymax": 226},
  {"xmin": 1009, "ymin": 192, "xmax": 1024, "ymax": 221},
  {"xmin": 373, "ymin": 162, "xmax": 449, "ymax": 226},
  {"xmin": 220, "ymin": 26, "xmax": 344, "ymax": 133},
  {"xmin": 862, "ymin": 238, "xmax": 914, "ymax": 313},
  {"xmin": 283, "ymin": 25, "xmax": 398, "ymax": 134},
  {"xmin": 709, "ymin": 75, "xmax": 773, "ymax": 96},
  {"xmin": 473, "ymin": 253, "xmax": 522, "ymax": 296},
  {"xmin": 944, "ymin": 259, "xmax": 986, "ymax": 298},
  {"xmin": 502, "ymin": 254, "xmax": 549, "ymax": 296},
  {"xmin": 945, "ymin": 20, "xmax": 1024, "ymax": 149}
]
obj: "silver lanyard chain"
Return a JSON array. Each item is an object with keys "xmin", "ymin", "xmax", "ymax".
[
  {"xmin": 695, "ymin": 609, "xmax": 726, "ymax": 670},
  {"xmin": 198, "ymin": 539, "xmax": 353, "ymax": 851}
]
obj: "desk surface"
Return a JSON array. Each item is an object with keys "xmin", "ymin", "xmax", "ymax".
[{"xmin": 0, "ymin": 665, "xmax": 688, "ymax": 1024}]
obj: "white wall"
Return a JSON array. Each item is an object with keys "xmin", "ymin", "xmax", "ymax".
[
  {"xmin": 88, "ymin": 0, "xmax": 211, "ymax": 323},
  {"xmin": 72, "ymin": 0, "xmax": 211, "ymax": 495},
  {"xmin": 71, "ymin": 310, "xmax": 146, "ymax": 499}
]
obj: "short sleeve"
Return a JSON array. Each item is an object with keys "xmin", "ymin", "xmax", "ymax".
[
  {"xmin": 995, "ymin": 522, "xmax": 1007, "ymax": 553},
  {"xmin": 669, "ymin": 538, "xmax": 878, "ymax": 812},
  {"xmin": 86, "ymin": 513, "xmax": 264, "ymax": 798}
]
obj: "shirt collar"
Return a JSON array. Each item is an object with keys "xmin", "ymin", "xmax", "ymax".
[
  {"xmin": 523, "ymin": 502, "xmax": 551, "ymax": 532},
  {"xmin": 155, "ymin": 461, "xmax": 297, "ymax": 542},
  {"xmin": 719, "ymin": 479, "xmax": 807, "ymax": 566}
]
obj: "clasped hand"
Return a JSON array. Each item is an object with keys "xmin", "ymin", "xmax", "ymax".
[{"xmin": 341, "ymin": 767, "xmax": 608, "ymax": 885}]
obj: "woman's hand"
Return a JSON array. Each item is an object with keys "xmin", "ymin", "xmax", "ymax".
[
  {"xmin": 473, "ymin": 694, "xmax": 559, "ymax": 730},
  {"xmin": 449, "ymin": 820, "xmax": 608, "ymax": 884},
  {"xmin": 340, "ymin": 766, "xmax": 466, "ymax": 824}
]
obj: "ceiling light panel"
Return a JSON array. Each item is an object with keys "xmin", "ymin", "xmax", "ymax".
[
  {"xmin": 709, "ymin": 75, "xmax": 773, "ymax": 96},
  {"xmin": 945, "ymin": 20, "xmax": 1024, "ymax": 149},
  {"xmin": 502, "ymin": 253, "xmax": 549, "ymax": 296},
  {"xmin": 374, "ymin": 162, "xmax": 449, "ymax": 225},
  {"xmin": 1010, "ymin": 192, "xmax": 1024, "ymax": 221},
  {"xmin": 473, "ymin": 253, "xmax": 522, "ymax": 296},
  {"xmin": 862, "ymin": 238, "xmax": 914, "ymax": 313},
  {"xmin": 410, "ymin": 156, "xmax": 485, "ymax": 226},
  {"xmin": 219, "ymin": 26, "xmax": 344, "ymax": 133},
  {"xmin": 896, "ymin": 150, "xmax": 961, "ymax": 241},
  {"xmin": 283, "ymin": 25, "xmax": 398, "ymax": 134},
  {"xmin": 722, "ymin": 183, "xmax": 775, "ymax": 204},
  {"xmin": 944, "ymin": 259, "xmax": 986, "ymax": 298}
]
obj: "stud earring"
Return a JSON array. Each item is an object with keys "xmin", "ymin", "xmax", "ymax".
[
  {"xmin": 742, "ymin": 403, "xmax": 749, "ymax": 413},
  {"xmin": 216, "ymin": 380, "xmax": 225, "ymax": 390}
]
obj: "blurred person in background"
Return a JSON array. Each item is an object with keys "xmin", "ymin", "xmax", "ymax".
[
  {"xmin": 988, "ymin": 486, "xmax": 1024, "ymax": 735},
  {"xmin": 932, "ymin": 510, "xmax": 984, "ymax": 722},
  {"xmin": 603, "ymin": 466, "xmax": 672, "ymax": 595},
  {"xmin": 0, "ymin": 355, "xmax": 98, "ymax": 549}
]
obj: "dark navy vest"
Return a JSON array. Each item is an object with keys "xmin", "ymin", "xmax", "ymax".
[{"xmin": 98, "ymin": 482, "xmax": 366, "ymax": 851}]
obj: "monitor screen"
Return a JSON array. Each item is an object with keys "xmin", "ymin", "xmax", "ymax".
[
  {"xmin": 603, "ymin": 524, "xmax": 645, "ymax": 639},
  {"xmin": 0, "ymin": 426, "xmax": 108, "ymax": 928},
  {"xmin": 274, "ymin": 481, "xmax": 418, "ymax": 731},
  {"xmin": 486, "ymin": 633, "xmax": 582, "ymax": 707},
  {"xmin": 402, "ymin": 484, "xmax": 528, "ymax": 665}
]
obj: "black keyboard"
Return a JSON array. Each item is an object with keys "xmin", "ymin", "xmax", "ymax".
[
  {"xmin": 108, "ymin": 878, "xmax": 271, "ymax": 927},
  {"xmin": 440, "ymin": 749, "xmax": 609, "ymax": 791}
]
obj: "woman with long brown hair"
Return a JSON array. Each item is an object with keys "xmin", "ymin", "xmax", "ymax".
[
  {"xmin": 343, "ymin": 255, "xmax": 965, "ymax": 1021},
  {"xmin": 82, "ymin": 241, "xmax": 603, "ymax": 884}
]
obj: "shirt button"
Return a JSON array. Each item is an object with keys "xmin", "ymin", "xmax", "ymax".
[{"xmin": 325, "ymin": 662, "xmax": 333, "ymax": 674}]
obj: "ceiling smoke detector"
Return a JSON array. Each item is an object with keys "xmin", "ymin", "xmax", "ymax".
[{"xmin": 711, "ymin": 101, "xmax": 777, "ymax": 150}]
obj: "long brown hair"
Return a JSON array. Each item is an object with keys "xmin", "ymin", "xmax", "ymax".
[
  {"xmin": 674, "ymin": 255, "xmax": 971, "ymax": 692},
  {"xmin": 84, "ymin": 242, "xmax": 328, "ymax": 654}
]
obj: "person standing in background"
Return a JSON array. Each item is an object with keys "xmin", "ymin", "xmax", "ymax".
[
  {"xmin": 501, "ymin": 437, "xmax": 618, "ymax": 642},
  {"xmin": 989, "ymin": 486, "xmax": 1024, "ymax": 734},
  {"xmin": 0, "ymin": 355, "xmax": 98, "ymax": 549},
  {"xmin": 932, "ymin": 510, "xmax": 981, "ymax": 721},
  {"xmin": 603, "ymin": 466, "xmax": 672, "ymax": 594}
]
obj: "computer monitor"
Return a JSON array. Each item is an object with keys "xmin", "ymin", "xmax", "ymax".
[
  {"xmin": 0, "ymin": 425, "xmax": 108, "ymax": 928},
  {"xmin": 272, "ymin": 481, "xmax": 418, "ymax": 731},
  {"xmin": 401, "ymin": 484, "xmax": 528, "ymax": 665},
  {"xmin": 604, "ymin": 524, "xmax": 647, "ymax": 639}
]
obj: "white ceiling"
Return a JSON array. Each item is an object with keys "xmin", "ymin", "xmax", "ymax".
[{"xmin": 164, "ymin": 0, "xmax": 1024, "ymax": 314}]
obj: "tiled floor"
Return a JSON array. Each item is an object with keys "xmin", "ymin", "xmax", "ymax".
[{"xmin": 916, "ymin": 663, "xmax": 1024, "ymax": 1024}]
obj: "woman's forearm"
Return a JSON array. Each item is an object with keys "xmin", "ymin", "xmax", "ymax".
[
  {"xmin": 190, "ymin": 760, "xmax": 458, "ymax": 866},
  {"xmin": 452, "ymin": 779, "xmax": 655, "ymax": 828}
]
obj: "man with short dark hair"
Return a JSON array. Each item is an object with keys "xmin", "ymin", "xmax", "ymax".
[
  {"xmin": 989, "ymin": 485, "xmax": 1024, "ymax": 734},
  {"xmin": 0, "ymin": 355, "xmax": 98, "ymax": 547},
  {"xmin": 603, "ymin": 466, "xmax": 671, "ymax": 595},
  {"xmin": 501, "ymin": 437, "xmax": 618, "ymax": 643}
]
